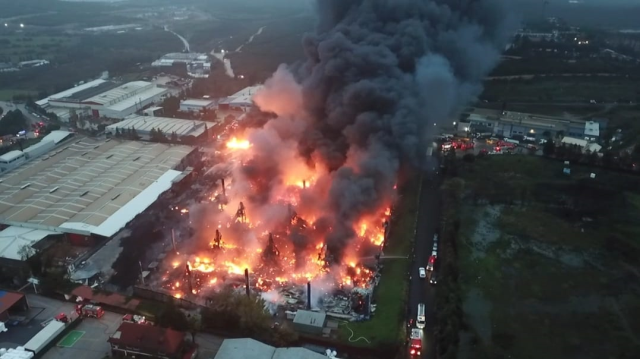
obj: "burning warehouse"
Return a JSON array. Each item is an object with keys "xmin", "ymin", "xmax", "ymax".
[{"xmin": 147, "ymin": 0, "xmax": 511, "ymax": 321}]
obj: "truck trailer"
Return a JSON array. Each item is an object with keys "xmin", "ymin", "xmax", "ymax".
[{"xmin": 24, "ymin": 320, "xmax": 65, "ymax": 354}]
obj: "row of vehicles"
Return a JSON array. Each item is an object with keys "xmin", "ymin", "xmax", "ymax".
[
  {"xmin": 411, "ymin": 233, "xmax": 441, "ymax": 357},
  {"xmin": 419, "ymin": 234, "xmax": 438, "ymax": 285}
]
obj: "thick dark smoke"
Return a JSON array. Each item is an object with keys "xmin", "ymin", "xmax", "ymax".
[{"xmin": 254, "ymin": 0, "xmax": 515, "ymax": 261}]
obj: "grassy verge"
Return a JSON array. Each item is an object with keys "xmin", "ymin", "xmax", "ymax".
[
  {"xmin": 337, "ymin": 176, "xmax": 421, "ymax": 347},
  {"xmin": 0, "ymin": 89, "xmax": 38, "ymax": 101}
]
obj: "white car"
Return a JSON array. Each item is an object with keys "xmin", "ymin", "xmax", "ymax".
[
  {"xmin": 433, "ymin": 242, "xmax": 438, "ymax": 251},
  {"xmin": 431, "ymin": 250, "xmax": 437, "ymax": 257},
  {"xmin": 433, "ymin": 234, "xmax": 438, "ymax": 243},
  {"xmin": 419, "ymin": 267, "xmax": 426, "ymax": 278}
]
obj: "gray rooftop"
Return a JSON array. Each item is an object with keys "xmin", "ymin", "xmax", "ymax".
[
  {"xmin": 214, "ymin": 339, "xmax": 327, "ymax": 359},
  {"xmin": 0, "ymin": 137, "xmax": 194, "ymax": 235}
]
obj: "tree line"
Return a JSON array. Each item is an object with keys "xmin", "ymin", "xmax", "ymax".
[{"xmin": 543, "ymin": 140, "xmax": 640, "ymax": 171}]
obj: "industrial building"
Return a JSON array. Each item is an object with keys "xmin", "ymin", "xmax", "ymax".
[
  {"xmin": 152, "ymin": 52, "xmax": 211, "ymax": 78},
  {"xmin": 214, "ymin": 338, "xmax": 328, "ymax": 359},
  {"xmin": 218, "ymin": 85, "xmax": 263, "ymax": 112},
  {"xmin": 179, "ymin": 98, "xmax": 217, "ymax": 113},
  {"xmin": 468, "ymin": 111, "xmax": 606, "ymax": 141},
  {"xmin": 36, "ymin": 79, "xmax": 113, "ymax": 110},
  {"xmin": 151, "ymin": 52, "xmax": 208, "ymax": 67},
  {"xmin": 36, "ymin": 81, "xmax": 169, "ymax": 120},
  {"xmin": 105, "ymin": 115, "xmax": 210, "ymax": 140},
  {"xmin": 0, "ymin": 137, "xmax": 198, "ymax": 267},
  {"xmin": 108, "ymin": 322, "xmax": 194, "ymax": 359}
]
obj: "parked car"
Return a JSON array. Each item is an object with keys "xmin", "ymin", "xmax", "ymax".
[
  {"xmin": 429, "ymin": 271, "xmax": 438, "ymax": 285},
  {"xmin": 419, "ymin": 267, "xmax": 426, "ymax": 279}
]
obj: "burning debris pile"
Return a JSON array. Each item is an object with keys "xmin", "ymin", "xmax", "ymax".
[{"xmin": 148, "ymin": 0, "xmax": 512, "ymax": 320}]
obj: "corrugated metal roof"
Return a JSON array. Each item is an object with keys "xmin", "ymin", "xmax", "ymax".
[
  {"xmin": 85, "ymin": 81, "xmax": 153, "ymax": 106},
  {"xmin": 106, "ymin": 115, "xmax": 208, "ymax": 137},
  {"xmin": 36, "ymin": 79, "xmax": 107, "ymax": 106}
]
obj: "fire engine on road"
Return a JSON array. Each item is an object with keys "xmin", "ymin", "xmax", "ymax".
[
  {"xmin": 410, "ymin": 328, "xmax": 423, "ymax": 357},
  {"xmin": 75, "ymin": 304, "xmax": 105, "ymax": 319}
]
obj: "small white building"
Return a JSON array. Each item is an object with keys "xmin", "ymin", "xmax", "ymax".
[
  {"xmin": 584, "ymin": 121, "xmax": 600, "ymax": 140},
  {"xmin": 218, "ymin": 85, "xmax": 264, "ymax": 112},
  {"xmin": 561, "ymin": 136, "xmax": 602, "ymax": 153},
  {"xmin": 180, "ymin": 99, "xmax": 217, "ymax": 113}
]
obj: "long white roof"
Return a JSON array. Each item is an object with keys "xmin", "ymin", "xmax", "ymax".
[
  {"xmin": 61, "ymin": 169, "xmax": 182, "ymax": 237},
  {"xmin": 36, "ymin": 79, "xmax": 107, "ymax": 107},
  {"xmin": 85, "ymin": 81, "xmax": 153, "ymax": 106},
  {"xmin": 106, "ymin": 115, "xmax": 208, "ymax": 137},
  {"xmin": 214, "ymin": 339, "xmax": 327, "ymax": 359},
  {"xmin": 0, "ymin": 138, "xmax": 194, "ymax": 237}
]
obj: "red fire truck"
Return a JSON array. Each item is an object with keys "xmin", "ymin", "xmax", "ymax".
[
  {"xmin": 410, "ymin": 328, "xmax": 423, "ymax": 356},
  {"xmin": 75, "ymin": 304, "xmax": 105, "ymax": 319}
]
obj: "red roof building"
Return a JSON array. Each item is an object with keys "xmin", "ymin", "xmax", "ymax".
[
  {"xmin": 108, "ymin": 322, "xmax": 190, "ymax": 359},
  {"xmin": 0, "ymin": 290, "xmax": 28, "ymax": 322}
]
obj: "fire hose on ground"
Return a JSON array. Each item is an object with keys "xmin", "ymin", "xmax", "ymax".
[{"xmin": 339, "ymin": 321, "xmax": 371, "ymax": 344}]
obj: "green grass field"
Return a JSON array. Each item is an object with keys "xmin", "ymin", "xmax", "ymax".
[
  {"xmin": 456, "ymin": 156, "xmax": 640, "ymax": 359},
  {"xmin": 338, "ymin": 176, "xmax": 421, "ymax": 347},
  {"xmin": 0, "ymin": 35, "xmax": 76, "ymax": 63},
  {"xmin": 0, "ymin": 89, "xmax": 38, "ymax": 101},
  {"xmin": 58, "ymin": 330, "xmax": 85, "ymax": 347},
  {"xmin": 482, "ymin": 76, "xmax": 640, "ymax": 103}
]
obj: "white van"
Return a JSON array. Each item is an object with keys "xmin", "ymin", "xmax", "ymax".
[{"xmin": 417, "ymin": 303, "xmax": 426, "ymax": 329}]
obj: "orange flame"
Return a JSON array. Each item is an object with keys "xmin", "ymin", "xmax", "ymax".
[{"xmin": 226, "ymin": 137, "xmax": 251, "ymax": 150}]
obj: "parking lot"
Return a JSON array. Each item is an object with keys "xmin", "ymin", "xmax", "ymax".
[
  {"xmin": 0, "ymin": 295, "xmax": 123, "ymax": 359},
  {"xmin": 42, "ymin": 311, "xmax": 122, "ymax": 359}
]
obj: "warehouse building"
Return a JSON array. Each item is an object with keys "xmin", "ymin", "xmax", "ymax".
[
  {"xmin": 0, "ymin": 137, "xmax": 198, "ymax": 267},
  {"xmin": 78, "ymin": 81, "xmax": 169, "ymax": 119},
  {"xmin": 36, "ymin": 79, "xmax": 114, "ymax": 110},
  {"xmin": 39, "ymin": 81, "xmax": 169, "ymax": 120},
  {"xmin": 179, "ymin": 98, "xmax": 217, "ymax": 113},
  {"xmin": 214, "ymin": 338, "xmax": 328, "ymax": 359},
  {"xmin": 468, "ymin": 112, "xmax": 607, "ymax": 140},
  {"xmin": 218, "ymin": 85, "xmax": 263, "ymax": 112},
  {"xmin": 105, "ymin": 115, "xmax": 210, "ymax": 141}
]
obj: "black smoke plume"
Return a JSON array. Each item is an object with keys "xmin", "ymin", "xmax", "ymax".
[{"xmin": 252, "ymin": 0, "xmax": 515, "ymax": 261}]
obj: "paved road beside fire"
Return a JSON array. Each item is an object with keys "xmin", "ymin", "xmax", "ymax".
[{"xmin": 407, "ymin": 154, "xmax": 441, "ymax": 359}]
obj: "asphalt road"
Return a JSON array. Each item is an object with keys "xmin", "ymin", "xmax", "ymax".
[{"xmin": 407, "ymin": 156, "xmax": 442, "ymax": 359}]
